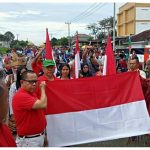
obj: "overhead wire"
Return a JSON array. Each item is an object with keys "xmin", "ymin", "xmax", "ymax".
[
  {"xmin": 69, "ymin": 2, "xmax": 99, "ymax": 22},
  {"xmin": 72, "ymin": 3, "xmax": 107, "ymax": 23}
]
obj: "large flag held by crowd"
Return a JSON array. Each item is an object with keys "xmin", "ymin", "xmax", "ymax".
[
  {"xmin": 45, "ymin": 72, "xmax": 150, "ymax": 146},
  {"xmin": 42, "ymin": 32, "xmax": 150, "ymax": 146}
]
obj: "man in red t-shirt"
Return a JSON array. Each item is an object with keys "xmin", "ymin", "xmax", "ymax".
[
  {"xmin": 12, "ymin": 70, "xmax": 47, "ymax": 147},
  {"xmin": 31, "ymin": 48, "xmax": 43, "ymax": 77},
  {"xmin": 36, "ymin": 59, "xmax": 60, "ymax": 146},
  {"xmin": 38, "ymin": 59, "xmax": 60, "ymax": 82},
  {"xmin": 0, "ymin": 80, "xmax": 16, "ymax": 147},
  {"xmin": 37, "ymin": 59, "xmax": 60, "ymax": 99}
]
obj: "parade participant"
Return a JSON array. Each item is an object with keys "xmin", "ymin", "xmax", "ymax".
[
  {"xmin": 5, "ymin": 51, "xmax": 26, "ymax": 88},
  {"xmin": 58, "ymin": 63, "xmax": 72, "ymax": 80},
  {"xmin": 128, "ymin": 56, "xmax": 146, "ymax": 78},
  {"xmin": 0, "ymin": 79, "xmax": 16, "ymax": 147},
  {"xmin": 96, "ymin": 63, "xmax": 103, "ymax": 76},
  {"xmin": 82, "ymin": 46, "xmax": 99, "ymax": 76},
  {"xmin": 12, "ymin": 70, "xmax": 47, "ymax": 147},
  {"xmin": 36, "ymin": 59, "xmax": 60, "ymax": 147},
  {"xmin": 79, "ymin": 63, "xmax": 93, "ymax": 78},
  {"xmin": 31, "ymin": 48, "xmax": 43, "ymax": 77},
  {"xmin": 145, "ymin": 58, "xmax": 150, "ymax": 78},
  {"xmin": 38, "ymin": 59, "xmax": 60, "ymax": 82},
  {"xmin": 8, "ymin": 66, "xmax": 27, "ymax": 136}
]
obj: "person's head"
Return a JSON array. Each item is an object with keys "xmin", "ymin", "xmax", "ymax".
[
  {"xmin": 128, "ymin": 56, "xmax": 139, "ymax": 71},
  {"xmin": 99, "ymin": 63, "xmax": 103, "ymax": 72},
  {"xmin": 146, "ymin": 59, "xmax": 150, "ymax": 72},
  {"xmin": 132, "ymin": 50, "xmax": 136, "ymax": 55},
  {"xmin": 37, "ymin": 53, "xmax": 43, "ymax": 62},
  {"xmin": 90, "ymin": 56, "xmax": 98, "ymax": 65},
  {"xmin": 42, "ymin": 60, "xmax": 56, "ymax": 78},
  {"xmin": 16, "ymin": 66, "xmax": 27, "ymax": 90},
  {"xmin": 60, "ymin": 63, "xmax": 71, "ymax": 79},
  {"xmin": 0, "ymin": 80, "xmax": 8, "ymax": 123},
  {"xmin": 21, "ymin": 70, "xmax": 38, "ymax": 93},
  {"xmin": 95, "ymin": 51, "xmax": 100, "ymax": 58},
  {"xmin": 81, "ymin": 63, "xmax": 89, "ymax": 73}
]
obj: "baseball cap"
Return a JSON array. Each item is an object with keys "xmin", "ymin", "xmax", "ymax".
[{"xmin": 43, "ymin": 59, "xmax": 55, "ymax": 67}]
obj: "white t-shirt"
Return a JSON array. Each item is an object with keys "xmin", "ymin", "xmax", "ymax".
[{"xmin": 9, "ymin": 82, "xmax": 17, "ymax": 114}]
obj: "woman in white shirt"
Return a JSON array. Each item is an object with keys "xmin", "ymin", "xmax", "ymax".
[{"xmin": 8, "ymin": 66, "xmax": 27, "ymax": 135}]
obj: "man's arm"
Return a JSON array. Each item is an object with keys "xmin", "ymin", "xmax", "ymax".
[
  {"xmin": 32, "ymin": 81, "xmax": 47, "ymax": 109},
  {"xmin": 0, "ymin": 81, "xmax": 8, "ymax": 123},
  {"xmin": 32, "ymin": 48, "xmax": 43, "ymax": 64}
]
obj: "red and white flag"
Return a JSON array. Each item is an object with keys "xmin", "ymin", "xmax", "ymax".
[
  {"xmin": 45, "ymin": 28, "xmax": 57, "ymax": 74},
  {"xmin": 74, "ymin": 31, "xmax": 81, "ymax": 79},
  {"xmin": 45, "ymin": 28, "xmax": 54, "ymax": 60},
  {"xmin": 45, "ymin": 72, "xmax": 150, "ymax": 146},
  {"xmin": 103, "ymin": 34, "xmax": 116, "ymax": 75}
]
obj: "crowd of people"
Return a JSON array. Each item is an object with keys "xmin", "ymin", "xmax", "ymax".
[{"xmin": 0, "ymin": 45, "xmax": 150, "ymax": 147}]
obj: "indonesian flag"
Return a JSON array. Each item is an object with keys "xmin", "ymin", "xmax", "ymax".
[
  {"xmin": 45, "ymin": 72, "xmax": 150, "ymax": 146},
  {"xmin": 45, "ymin": 28, "xmax": 53, "ymax": 60},
  {"xmin": 74, "ymin": 31, "xmax": 81, "ymax": 79},
  {"xmin": 103, "ymin": 34, "xmax": 116, "ymax": 76},
  {"xmin": 45, "ymin": 28, "xmax": 57, "ymax": 73}
]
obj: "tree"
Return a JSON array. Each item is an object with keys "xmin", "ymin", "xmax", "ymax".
[
  {"xmin": 4, "ymin": 31, "xmax": 15, "ymax": 42},
  {"xmin": 87, "ymin": 23, "xmax": 98, "ymax": 36},
  {"xmin": 19, "ymin": 40, "xmax": 28, "ymax": 47},
  {"xmin": 87, "ymin": 16, "xmax": 117, "ymax": 44},
  {"xmin": 10, "ymin": 40, "xmax": 28, "ymax": 48},
  {"xmin": 87, "ymin": 36, "xmax": 94, "ymax": 41},
  {"xmin": 57, "ymin": 37, "xmax": 68, "ymax": 46},
  {"xmin": 51, "ymin": 37, "xmax": 58, "ymax": 46},
  {"xmin": 0, "ymin": 34, "xmax": 7, "ymax": 41}
]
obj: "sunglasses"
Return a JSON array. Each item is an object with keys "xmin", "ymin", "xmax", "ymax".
[{"xmin": 22, "ymin": 79, "xmax": 38, "ymax": 84}]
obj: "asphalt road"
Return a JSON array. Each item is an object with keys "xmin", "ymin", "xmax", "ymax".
[{"xmin": 71, "ymin": 135, "xmax": 150, "ymax": 147}]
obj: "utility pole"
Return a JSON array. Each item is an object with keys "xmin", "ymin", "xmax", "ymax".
[
  {"xmin": 113, "ymin": 2, "xmax": 116, "ymax": 51},
  {"xmin": 16, "ymin": 34, "xmax": 19, "ymax": 41},
  {"xmin": 50, "ymin": 34, "xmax": 53, "ymax": 40},
  {"xmin": 65, "ymin": 22, "xmax": 71, "ymax": 49}
]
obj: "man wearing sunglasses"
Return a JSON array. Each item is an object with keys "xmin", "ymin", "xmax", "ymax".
[{"xmin": 12, "ymin": 70, "xmax": 47, "ymax": 147}]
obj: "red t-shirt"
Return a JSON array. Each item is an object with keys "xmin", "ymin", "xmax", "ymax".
[
  {"xmin": 37, "ymin": 74, "xmax": 60, "ymax": 97},
  {"xmin": 37, "ymin": 75, "xmax": 60, "ymax": 114},
  {"xmin": 0, "ymin": 123, "xmax": 16, "ymax": 147},
  {"xmin": 12, "ymin": 88, "xmax": 46, "ymax": 136},
  {"xmin": 119, "ymin": 59, "xmax": 127, "ymax": 69},
  {"xmin": 38, "ymin": 75, "xmax": 60, "ymax": 82},
  {"xmin": 31, "ymin": 61, "xmax": 42, "ymax": 76}
]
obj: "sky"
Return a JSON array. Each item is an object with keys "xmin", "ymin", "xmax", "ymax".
[{"xmin": 0, "ymin": 0, "xmax": 147, "ymax": 46}]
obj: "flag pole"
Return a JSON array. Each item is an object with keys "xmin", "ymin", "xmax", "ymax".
[
  {"xmin": 113, "ymin": 2, "xmax": 116, "ymax": 51},
  {"xmin": 128, "ymin": 35, "xmax": 132, "ymax": 59}
]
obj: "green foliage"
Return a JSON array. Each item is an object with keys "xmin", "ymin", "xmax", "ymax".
[
  {"xmin": 4, "ymin": 31, "xmax": 15, "ymax": 42},
  {"xmin": 51, "ymin": 37, "xmax": 58, "ymax": 46},
  {"xmin": 87, "ymin": 36, "xmax": 94, "ymax": 41},
  {"xmin": 0, "ymin": 34, "xmax": 7, "ymax": 41},
  {"xmin": 10, "ymin": 40, "xmax": 28, "ymax": 48},
  {"xmin": 87, "ymin": 16, "xmax": 117, "ymax": 43},
  {"xmin": 0, "ymin": 47, "xmax": 8, "ymax": 54},
  {"xmin": 57, "ymin": 37, "xmax": 68, "ymax": 46}
]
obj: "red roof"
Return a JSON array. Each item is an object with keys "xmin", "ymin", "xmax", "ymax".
[{"xmin": 131, "ymin": 30, "xmax": 150, "ymax": 42}]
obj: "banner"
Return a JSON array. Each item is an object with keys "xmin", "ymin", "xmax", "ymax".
[{"xmin": 45, "ymin": 72, "xmax": 150, "ymax": 146}]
